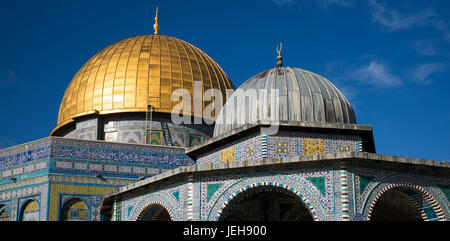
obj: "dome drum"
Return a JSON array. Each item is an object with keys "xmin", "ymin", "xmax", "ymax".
[{"xmin": 53, "ymin": 112, "xmax": 212, "ymax": 147}]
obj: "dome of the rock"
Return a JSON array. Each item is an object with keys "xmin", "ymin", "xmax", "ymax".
[{"xmin": 52, "ymin": 34, "xmax": 234, "ymax": 136}]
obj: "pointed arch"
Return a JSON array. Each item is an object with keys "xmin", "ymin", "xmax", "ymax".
[
  {"xmin": 217, "ymin": 182, "xmax": 317, "ymax": 221},
  {"xmin": 60, "ymin": 197, "xmax": 90, "ymax": 221},
  {"xmin": 212, "ymin": 181, "xmax": 319, "ymax": 221},
  {"xmin": 19, "ymin": 198, "xmax": 40, "ymax": 221},
  {"xmin": 366, "ymin": 183, "xmax": 446, "ymax": 221},
  {"xmin": 135, "ymin": 201, "xmax": 173, "ymax": 221}
]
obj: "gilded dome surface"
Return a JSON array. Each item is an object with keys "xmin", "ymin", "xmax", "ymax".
[
  {"xmin": 53, "ymin": 34, "xmax": 234, "ymax": 134},
  {"xmin": 213, "ymin": 67, "xmax": 356, "ymax": 137}
]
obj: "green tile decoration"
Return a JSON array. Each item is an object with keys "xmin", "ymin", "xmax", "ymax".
[
  {"xmin": 172, "ymin": 191, "xmax": 180, "ymax": 203},
  {"xmin": 359, "ymin": 176, "xmax": 373, "ymax": 195},
  {"xmin": 207, "ymin": 184, "xmax": 222, "ymax": 202},
  {"xmin": 306, "ymin": 177, "xmax": 325, "ymax": 196},
  {"xmin": 439, "ymin": 186, "xmax": 450, "ymax": 202}
]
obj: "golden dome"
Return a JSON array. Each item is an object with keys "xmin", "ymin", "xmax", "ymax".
[{"xmin": 52, "ymin": 34, "xmax": 234, "ymax": 135}]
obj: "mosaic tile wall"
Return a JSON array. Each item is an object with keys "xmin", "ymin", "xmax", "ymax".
[
  {"xmin": 1, "ymin": 160, "xmax": 49, "ymax": 185},
  {"xmin": 48, "ymin": 183, "xmax": 117, "ymax": 221},
  {"xmin": 49, "ymin": 138, "xmax": 194, "ymax": 181},
  {"xmin": 0, "ymin": 138, "xmax": 51, "ymax": 170},
  {"xmin": 267, "ymin": 131, "xmax": 360, "ymax": 158},
  {"xmin": 196, "ymin": 165, "xmax": 343, "ymax": 221},
  {"xmin": 0, "ymin": 173, "xmax": 129, "ymax": 221},
  {"xmin": 69, "ymin": 115, "xmax": 211, "ymax": 147},
  {"xmin": 0, "ymin": 137, "xmax": 194, "ymax": 184},
  {"xmin": 196, "ymin": 131, "xmax": 361, "ymax": 165},
  {"xmin": 110, "ymin": 158, "xmax": 450, "ymax": 221},
  {"xmin": 196, "ymin": 133, "xmax": 261, "ymax": 165},
  {"xmin": 0, "ymin": 175, "xmax": 49, "ymax": 221},
  {"xmin": 0, "ymin": 136, "xmax": 195, "ymax": 221},
  {"xmin": 119, "ymin": 182, "xmax": 186, "ymax": 221},
  {"xmin": 348, "ymin": 166, "xmax": 450, "ymax": 221},
  {"xmin": 51, "ymin": 137, "xmax": 194, "ymax": 168},
  {"xmin": 75, "ymin": 118, "xmax": 99, "ymax": 141},
  {"xmin": 114, "ymin": 161, "xmax": 345, "ymax": 221}
]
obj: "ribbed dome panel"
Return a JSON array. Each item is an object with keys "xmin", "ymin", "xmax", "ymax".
[{"xmin": 213, "ymin": 67, "xmax": 356, "ymax": 137}]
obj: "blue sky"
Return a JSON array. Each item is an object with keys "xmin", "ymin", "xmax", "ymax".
[{"xmin": 0, "ymin": 0, "xmax": 449, "ymax": 161}]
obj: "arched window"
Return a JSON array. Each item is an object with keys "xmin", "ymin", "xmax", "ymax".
[
  {"xmin": 20, "ymin": 199, "xmax": 39, "ymax": 221},
  {"xmin": 219, "ymin": 185, "xmax": 314, "ymax": 221},
  {"xmin": 368, "ymin": 185, "xmax": 443, "ymax": 221},
  {"xmin": 61, "ymin": 198, "xmax": 89, "ymax": 221},
  {"xmin": 370, "ymin": 189, "xmax": 422, "ymax": 220},
  {"xmin": 136, "ymin": 204, "xmax": 172, "ymax": 221},
  {"xmin": 0, "ymin": 205, "xmax": 10, "ymax": 221}
]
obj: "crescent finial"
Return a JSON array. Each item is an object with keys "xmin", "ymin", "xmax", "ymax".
[
  {"xmin": 276, "ymin": 42, "xmax": 283, "ymax": 68},
  {"xmin": 276, "ymin": 42, "xmax": 282, "ymax": 56}
]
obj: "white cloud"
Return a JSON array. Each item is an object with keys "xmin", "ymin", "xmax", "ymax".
[
  {"xmin": 368, "ymin": 0, "xmax": 438, "ymax": 31},
  {"xmin": 368, "ymin": 0, "xmax": 450, "ymax": 42},
  {"xmin": 411, "ymin": 63, "xmax": 447, "ymax": 85},
  {"xmin": 352, "ymin": 60, "xmax": 402, "ymax": 88}
]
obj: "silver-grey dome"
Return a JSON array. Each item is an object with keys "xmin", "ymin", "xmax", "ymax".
[{"xmin": 213, "ymin": 67, "xmax": 356, "ymax": 137}]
